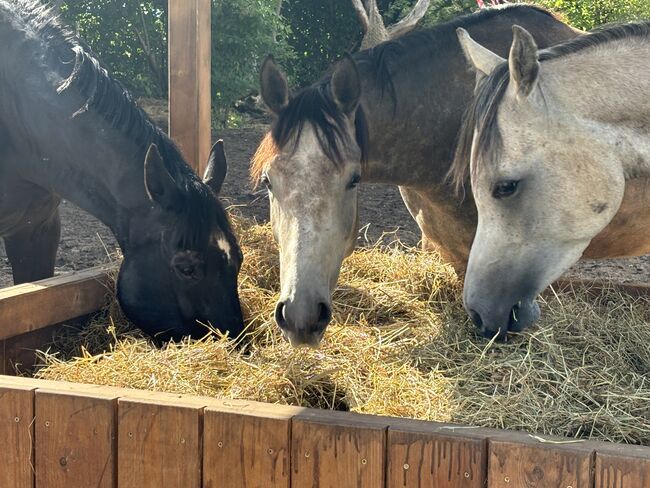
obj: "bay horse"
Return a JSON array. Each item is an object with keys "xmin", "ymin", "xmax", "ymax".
[
  {"xmin": 253, "ymin": 4, "xmax": 650, "ymax": 348},
  {"xmin": 0, "ymin": 0, "xmax": 244, "ymax": 340},
  {"xmin": 453, "ymin": 22, "xmax": 650, "ymax": 338}
]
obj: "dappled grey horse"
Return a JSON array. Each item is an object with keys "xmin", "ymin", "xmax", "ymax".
[
  {"xmin": 0, "ymin": 0, "xmax": 244, "ymax": 340},
  {"xmin": 453, "ymin": 22, "xmax": 650, "ymax": 338},
  {"xmin": 252, "ymin": 5, "xmax": 638, "ymax": 348}
]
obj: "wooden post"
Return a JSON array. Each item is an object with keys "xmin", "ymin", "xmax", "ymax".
[{"xmin": 168, "ymin": 0, "xmax": 212, "ymax": 176}]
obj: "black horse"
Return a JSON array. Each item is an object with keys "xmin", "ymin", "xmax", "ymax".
[{"xmin": 0, "ymin": 0, "xmax": 244, "ymax": 340}]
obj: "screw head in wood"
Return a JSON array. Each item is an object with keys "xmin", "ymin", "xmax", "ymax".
[
  {"xmin": 361, "ymin": 459, "xmax": 367, "ymax": 465},
  {"xmin": 403, "ymin": 463, "xmax": 410, "ymax": 470},
  {"xmin": 217, "ymin": 441, "xmax": 223, "ymax": 448},
  {"xmin": 14, "ymin": 417, "xmax": 19, "ymax": 423}
]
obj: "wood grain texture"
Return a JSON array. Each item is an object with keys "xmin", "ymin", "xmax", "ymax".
[
  {"xmin": 168, "ymin": 0, "xmax": 211, "ymax": 175},
  {"xmin": 0, "ymin": 266, "xmax": 111, "ymax": 340},
  {"xmin": 291, "ymin": 411, "xmax": 387, "ymax": 488},
  {"xmin": 387, "ymin": 422, "xmax": 487, "ymax": 487},
  {"xmin": 0, "ymin": 383, "xmax": 35, "ymax": 488},
  {"xmin": 35, "ymin": 388, "xmax": 117, "ymax": 488},
  {"xmin": 488, "ymin": 439, "xmax": 594, "ymax": 488},
  {"xmin": 595, "ymin": 446, "xmax": 650, "ymax": 487},
  {"xmin": 118, "ymin": 396, "xmax": 202, "ymax": 488},
  {"xmin": 203, "ymin": 400, "xmax": 301, "ymax": 488}
]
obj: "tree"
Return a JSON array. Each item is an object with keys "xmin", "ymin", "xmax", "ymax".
[
  {"xmin": 59, "ymin": 0, "xmax": 167, "ymax": 97},
  {"xmin": 538, "ymin": 0, "xmax": 650, "ymax": 30},
  {"xmin": 213, "ymin": 0, "xmax": 293, "ymax": 125}
]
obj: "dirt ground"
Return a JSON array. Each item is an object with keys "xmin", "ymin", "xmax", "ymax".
[{"xmin": 0, "ymin": 102, "xmax": 647, "ymax": 288}]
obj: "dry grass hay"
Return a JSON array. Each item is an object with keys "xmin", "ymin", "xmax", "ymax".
[{"xmin": 35, "ymin": 215, "xmax": 650, "ymax": 445}]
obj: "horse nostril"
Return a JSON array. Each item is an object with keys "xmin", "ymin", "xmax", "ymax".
[
  {"xmin": 468, "ymin": 308, "xmax": 483, "ymax": 328},
  {"xmin": 317, "ymin": 302, "xmax": 332, "ymax": 326},
  {"xmin": 274, "ymin": 301, "xmax": 288, "ymax": 329}
]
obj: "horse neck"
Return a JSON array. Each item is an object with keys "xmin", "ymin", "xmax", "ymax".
[
  {"xmin": 28, "ymin": 122, "xmax": 157, "ymax": 248},
  {"xmin": 545, "ymin": 39, "xmax": 650, "ymax": 179},
  {"xmin": 355, "ymin": 50, "xmax": 472, "ymax": 189}
]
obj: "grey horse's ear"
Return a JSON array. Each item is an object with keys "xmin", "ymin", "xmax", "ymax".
[
  {"xmin": 203, "ymin": 140, "xmax": 227, "ymax": 195},
  {"xmin": 331, "ymin": 55, "xmax": 361, "ymax": 115},
  {"xmin": 457, "ymin": 28, "xmax": 504, "ymax": 79},
  {"xmin": 144, "ymin": 144, "xmax": 181, "ymax": 209},
  {"xmin": 509, "ymin": 25, "xmax": 539, "ymax": 98},
  {"xmin": 260, "ymin": 55, "xmax": 289, "ymax": 114}
]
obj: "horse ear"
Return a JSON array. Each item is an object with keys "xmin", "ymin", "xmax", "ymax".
[
  {"xmin": 509, "ymin": 25, "xmax": 539, "ymax": 98},
  {"xmin": 457, "ymin": 28, "xmax": 504, "ymax": 79},
  {"xmin": 331, "ymin": 55, "xmax": 361, "ymax": 115},
  {"xmin": 260, "ymin": 55, "xmax": 289, "ymax": 114},
  {"xmin": 144, "ymin": 144, "xmax": 181, "ymax": 210},
  {"xmin": 203, "ymin": 140, "xmax": 227, "ymax": 195}
]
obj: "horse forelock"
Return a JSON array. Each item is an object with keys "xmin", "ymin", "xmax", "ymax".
[
  {"xmin": 449, "ymin": 62, "xmax": 509, "ymax": 197},
  {"xmin": 250, "ymin": 84, "xmax": 369, "ymax": 188},
  {"xmin": 250, "ymin": 132, "xmax": 279, "ymax": 187}
]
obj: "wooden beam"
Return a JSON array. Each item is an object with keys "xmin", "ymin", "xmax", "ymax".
[
  {"xmin": 35, "ymin": 388, "xmax": 118, "ymax": 488},
  {"xmin": 387, "ymin": 418, "xmax": 488, "ymax": 487},
  {"xmin": 595, "ymin": 444, "xmax": 650, "ymax": 487},
  {"xmin": 487, "ymin": 438, "xmax": 594, "ymax": 488},
  {"xmin": 0, "ymin": 266, "xmax": 112, "ymax": 341},
  {"xmin": 203, "ymin": 400, "xmax": 302, "ymax": 488},
  {"xmin": 168, "ymin": 0, "xmax": 212, "ymax": 176},
  {"xmin": 290, "ymin": 409, "xmax": 388, "ymax": 488},
  {"xmin": 117, "ymin": 396, "xmax": 203, "ymax": 488},
  {"xmin": 0, "ymin": 383, "xmax": 35, "ymax": 488}
]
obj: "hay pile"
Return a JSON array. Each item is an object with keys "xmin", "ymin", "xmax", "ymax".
[{"xmin": 36, "ymin": 217, "xmax": 650, "ymax": 445}]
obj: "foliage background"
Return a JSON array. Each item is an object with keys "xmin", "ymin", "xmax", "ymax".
[{"xmin": 58, "ymin": 0, "xmax": 650, "ymax": 126}]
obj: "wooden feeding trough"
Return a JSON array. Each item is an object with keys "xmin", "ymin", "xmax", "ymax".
[{"xmin": 1, "ymin": 0, "xmax": 650, "ymax": 486}]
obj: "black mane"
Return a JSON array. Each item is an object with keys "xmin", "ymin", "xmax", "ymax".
[
  {"xmin": 8, "ymin": 1, "xmax": 184, "ymax": 169},
  {"xmin": 449, "ymin": 20, "xmax": 650, "ymax": 193},
  {"xmin": 6, "ymin": 0, "xmax": 231, "ymax": 249}
]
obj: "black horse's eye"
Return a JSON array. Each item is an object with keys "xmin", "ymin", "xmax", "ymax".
[
  {"xmin": 492, "ymin": 180, "xmax": 520, "ymax": 199},
  {"xmin": 180, "ymin": 265, "xmax": 195, "ymax": 277},
  {"xmin": 347, "ymin": 173, "xmax": 361, "ymax": 190},
  {"xmin": 261, "ymin": 173, "xmax": 272, "ymax": 191},
  {"xmin": 171, "ymin": 251, "xmax": 204, "ymax": 282}
]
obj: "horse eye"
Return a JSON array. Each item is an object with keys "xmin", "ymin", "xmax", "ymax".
[
  {"xmin": 180, "ymin": 266, "xmax": 195, "ymax": 277},
  {"xmin": 492, "ymin": 180, "xmax": 520, "ymax": 199},
  {"xmin": 261, "ymin": 173, "xmax": 272, "ymax": 191},
  {"xmin": 347, "ymin": 174, "xmax": 361, "ymax": 190}
]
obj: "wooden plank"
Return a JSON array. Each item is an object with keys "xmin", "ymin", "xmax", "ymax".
[
  {"xmin": 0, "ymin": 266, "xmax": 112, "ymax": 341},
  {"xmin": 0, "ymin": 383, "xmax": 35, "ymax": 488},
  {"xmin": 387, "ymin": 419, "xmax": 487, "ymax": 487},
  {"xmin": 595, "ymin": 445, "xmax": 650, "ymax": 487},
  {"xmin": 488, "ymin": 438, "xmax": 594, "ymax": 488},
  {"xmin": 118, "ymin": 396, "xmax": 202, "ymax": 488},
  {"xmin": 203, "ymin": 400, "xmax": 301, "ymax": 488},
  {"xmin": 168, "ymin": 0, "xmax": 212, "ymax": 175},
  {"xmin": 35, "ymin": 388, "xmax": 117, "ymax": 488},
  {"xmin": 1, "ymin": 323, "xmax": 71, "ymax": 375},
  {"xmin": 291, "ymin": 410, "xmax": 387, "ymax": 488}
]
